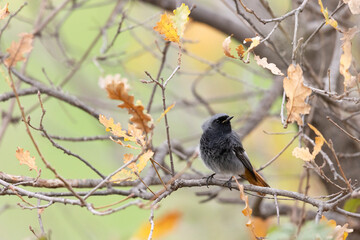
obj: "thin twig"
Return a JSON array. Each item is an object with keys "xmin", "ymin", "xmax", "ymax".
[{"xmin": 327, "ymin": 116, "xmax": 360, "ymax": 143}]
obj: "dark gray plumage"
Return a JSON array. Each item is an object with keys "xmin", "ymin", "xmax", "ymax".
[{"xmin": 200, "ymin": 113, "xmax": 269, "ymax": 188}]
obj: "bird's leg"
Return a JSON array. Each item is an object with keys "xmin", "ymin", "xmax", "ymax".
[
  {"xmin": 223, "ymin": 176, "xmax": 233, "ymax": 191},
  {"xmin": 203, "ymin": 173, "xmax": 216, "ymax": 188}
]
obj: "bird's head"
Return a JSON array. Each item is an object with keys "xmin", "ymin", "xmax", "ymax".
[{"xmin": 202, "ymin": 113, "xmax": 234, "ymax": 134}]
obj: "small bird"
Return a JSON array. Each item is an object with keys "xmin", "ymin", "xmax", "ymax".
[{"xmin": 200, "ymin": 113, "xmax": 269, "ymax": 190}]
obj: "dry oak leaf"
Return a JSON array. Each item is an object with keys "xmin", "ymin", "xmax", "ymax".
[
  {"xmin": 15, "ymin": 147, "xmax": 37, "ymax": 171},
  {"xmin": 222, "ymin": 35, "xmax": 236, "ymax": 58},
  {"xmin": 154, "ymin": 3, "xmax": 190, "ymax": 43},
  {"xmin": 292, "ymin": 147, "xmax": 314, "ymax": 162},
  {"xmin": 340, "ymin": 27, "xmax": 359, "ymax": 89},
  {"xmin": 283, "ymin": 64, "xmax": 312, "ymax": 126},
  {"xmin": 254, "ymin": 54, "xmax": 284, "ymax": 76},
  {"xmin": 343, "ymin": 0, "xmax": 360, "ymax": 14},
  {"xmin": 132, "ymin": 211, "xmax": 182, "ymax": 240},
  {"xmin": 4, "ymin": 33, "xmax": 34, "ymax": 67},
  {"xmin": 293, "ymin": 123, "xmax": 327, "ymax": 161},
  {"xmin": 111, "ymin": 150, "xmax": 153, "ymax": 182},
  {"xmin": 99, "ymin": 74, "xmax": 153, "ymax": 133},
  {"xmin": 0, "ymin": 3, "xmax": 9, "ymax": 20},
  {"xmin": 99, "ymin": 115, "xmax": 143, "ymax": 149},
  {"xmin": 318, "ymin": 0, "xmax": 339, "ymax": 29}
]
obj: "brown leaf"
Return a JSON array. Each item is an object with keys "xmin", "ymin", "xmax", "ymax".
[
  {"xmin": 236, "ymin": 44, "xmax": 245, "ymax": 58},
  {"xmin": 283, "ymin": 64, "xmax": 312, "ymax": 126},
  {"xmin": 254, "ymin": 54, "xmax": 284, "ymax": 76},
  {"xmin": 222, "ymin": 36, "xmax": 236, "ymax": 58},
  {"xmin": 0, "ymin": 3, "xmax": 9, "ymax": 20},
  {"xmin": 99, "ymin": 75, "xmax": 153, "ymax": 133},
  {"xmin": 4, "ymin": 33, "xmax": 33, "ymax": 67},
  {"xmin": 343, "ymin": 0, "xmax": 360, "ymax": 14},
  {"xmin": 340, "ymin": 27, "xmax": 358, "ymax": 89},
  {"xmin": 15, "ymin": 147, "xmax": 37, "ymax": 171}
]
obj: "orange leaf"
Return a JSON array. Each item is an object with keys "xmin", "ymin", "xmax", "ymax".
[
  {"xmin": 99, "ymin": 75, "xmax": 153, "ymax": 133},
  {"xmin": 4, "ymin": 33, "xmax": 33, "ymax": 67},
  {"xmin": 254, "ymin": 54, "xmax": 284, "ymax": 76},
  {"xmin": 222, "ymin": 36, "xmax": 236, "ymax": 58},
  {"xmin": 0, "ymin": 3, "xmax": 9, "ymax": 20},
  {"xmin": 251, "ymin": 217, "xmax": 270, "ymax": 239},
  {"xmin": 132, "ymin": 211, "xmax": 182, "ymax": 239},
  {"xmin": 15, "ymin": 147, "xmax": 37, "ymax": 171},
  {"xmin": 340, "ymin": 27, "xmax": 358, "ymax": 89},
  {"xmin": 236, "ymin": 44, "xmax": 245, "ymax": 58},
  {"xmin": 154, "ymin": 14, "xmax": 179, "ymax": 43},
  {"xmin": 154, "ymin": 3, "xmax": 190, "ymax": 43},
  {"xmin": 283, "ymin": 64, "xmax": 312, "ymax": 126}
]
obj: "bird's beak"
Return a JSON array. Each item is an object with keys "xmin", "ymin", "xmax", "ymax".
[{"xmin": 222, "ymin": 116, "xmax": 234, "ymax": 123}]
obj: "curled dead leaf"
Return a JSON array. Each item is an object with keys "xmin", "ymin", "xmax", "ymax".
[
  {"xmin": 254, "ymin": 54, "xmax": 284, "ymax": 76},
  {"xmin": 340, "ymin": 27, "xmax": 359, "ymax": 89},
  {"xmin": 222, "ymin": 36, "xmax": 236, "ymax": 59},
  {"xmin": 4, "ymin": 33, "xmax": 34, "ymax": 67},
  {"xmin": 99, "ymin": 75, "xmax": 153, "ymax": 133},
  {"xmin": 283, "ymin": 64, "xmax": 312, "ymax": 126}
]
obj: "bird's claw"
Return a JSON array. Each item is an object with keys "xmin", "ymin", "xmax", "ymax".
[
  {"xmin": 223, "ymin": 177, "xmax": 233, "ymax": 191},
  {"xmin": 203, "ymin": 173, "xmax": 216, "ymax": 188}
]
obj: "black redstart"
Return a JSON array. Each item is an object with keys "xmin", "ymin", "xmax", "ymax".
[{"xmin": 200, "ymin": 113, "xmax": 269, "ymax": 190}]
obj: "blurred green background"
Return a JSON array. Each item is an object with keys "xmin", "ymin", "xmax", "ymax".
[{"xmin": 0, "ymin": 0, "xmax": 327, "ymax": 239}]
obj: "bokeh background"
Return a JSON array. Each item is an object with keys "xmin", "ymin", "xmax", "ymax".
[{"xmin": 0, "ymin": 0, "xmax": 329, "ymax": 239}]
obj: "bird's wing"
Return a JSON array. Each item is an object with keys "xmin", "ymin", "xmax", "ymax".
[{"xmin": 233, "ymin": 145, "xmax": 257, "ymax": 179}]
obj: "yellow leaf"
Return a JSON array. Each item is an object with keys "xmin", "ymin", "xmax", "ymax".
[
  {"xmin": 283, "ymin": 64, "xmax": 312, "ymax": 126},
  {"xmin": 243, "ymin": 36, "xmax": 261, "ymax": 56},
  {"xmin": 0, "ymin": 3, "xmax": 9, "ymax": 20},
  {"xmin": 157, "ymin": 103, "xmax": 175, "ymax": 122},
  {"xmin": 154, "ymin": 14, "xmax": 179, "ymax": 43},
  {"xmin": 100, "ymin": 75, "xmax": 153, "ymax": 133},
  {"xmin": 132, "ymin": 211, "xmax": 182, "ymax": 239},
  {"xmin": 222, "ymin": 36, "xmax": 236, "ymax": 58},
  {"xmin": 343, "ymin": 0, "xmax": 360, "ymax": 15},
  {"xmin": 137, "ymin": 150, "xmax": 154, "ymax": 173},
  {"xmin": 15, "ymin": 147, "xmax": 37, "ymax": 171},
  {"xmin": 320, "ymin": 216, "xmax": 353, "ymax": 240},
  {"xmin": 292, "ymin": 147, "xmax": 313, "ymax": 161},
  {"xmin": 308, "ymin": 123, "xmax": 327, "ymax": 157},
  {"xmin": 254, "ymin": 54, "xmax": 284, "ymax": 76},
  {"xmin": 293, "ymin": 124, "xmax": 327, "ymax": 161},
  {"xmin": 340, "ymin": 27, "xmax": 359, "ymax": 89},
  {"xmin": 4, "ymin": 33, "xmax": 34, "ymax": 67},
  {"xmin": 318, "ymin": 0, "xmax": 338, "ymax": 30},
  {"xmin": 171, "ymin": 3, "xmax": 190, "ymax": 38}
]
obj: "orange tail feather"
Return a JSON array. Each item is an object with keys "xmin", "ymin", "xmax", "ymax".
[{"xmin": 243, "ymin": 169, "xmax": 269, "ymax": 195}]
